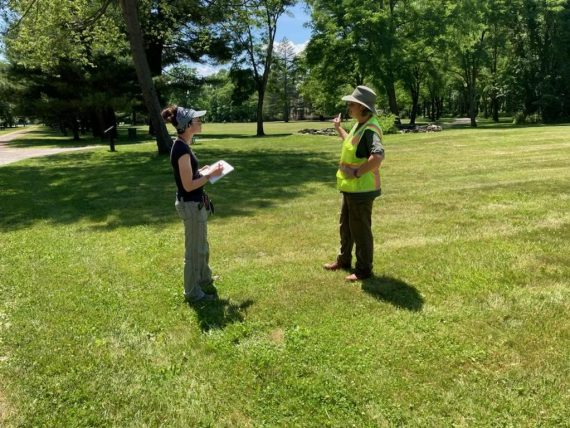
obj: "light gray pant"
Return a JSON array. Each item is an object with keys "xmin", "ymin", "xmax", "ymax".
[{"xmin": 175, "ymin": 200, "xmax": 213, "ymax": 301}]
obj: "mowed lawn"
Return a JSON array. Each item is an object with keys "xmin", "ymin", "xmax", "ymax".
[{"xmin": 0, "ymin": 121, "xmax": 569, "ymax": 426}]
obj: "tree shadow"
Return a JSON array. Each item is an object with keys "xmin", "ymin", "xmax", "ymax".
[
  {"xmin": 6, "ymin": 127, "xmax": 153, "ymax": 148},
  {"xmin": 198, "ymin": 133, "xmax": 292, "ymax": 140},
  {"xmin": 0, "ymin": 145, "xmax": 337, "ymax": 231},
  {"xmin": 189, "ymin": 298, "xmax": 255, "ymax": 332},
  {"xmin": 361, "ymin": 276, "xmax": 424, "ymax": 311},
  {"xmin": 439, "ymin": 119, "xmax": 570, "ymax": 131}
]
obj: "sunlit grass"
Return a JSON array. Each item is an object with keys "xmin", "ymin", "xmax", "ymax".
[
  {"xmin": 1, "ymin": 122, "xmax": 569, "ymax": 426},
  {"xmin": 0, "ymin": 126, "xmax": 36, "ymax": 137}
]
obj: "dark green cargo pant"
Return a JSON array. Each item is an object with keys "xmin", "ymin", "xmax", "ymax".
[{"xmin": 337, "ymin": 192, "xmax": 376, "ymax": 277}]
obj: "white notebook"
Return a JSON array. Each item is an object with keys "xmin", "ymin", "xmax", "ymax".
[{"xmin": 203, "ymin": 160, "xmax": 234, "ymax": 184}]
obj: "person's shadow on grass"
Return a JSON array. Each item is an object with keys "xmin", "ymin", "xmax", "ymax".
[
  {"xmin": 361, "ymin": 276, "xmax": 424, "ymax": 311},
  {"xmin": 189, "ymin": 298, "xmax": 254, "ymax": 332}
]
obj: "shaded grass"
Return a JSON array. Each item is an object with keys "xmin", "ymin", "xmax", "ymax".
[
  {"xmin": 0, "ymin": 123, "xmax": 569, "ymax": 426},
  {"xmin": 4, "ymin": 125, "xmax": 151, "ymax": 149},
  {"xmin": 4, "ymin": 121, "xmax": 335, "ymax": 148}
]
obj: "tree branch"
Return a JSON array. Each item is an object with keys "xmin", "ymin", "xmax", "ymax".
[
  {"xmin": 2, "ymin": 0, "xmax": 38, "ymax": 35},
  {"xmin": 71, "ymin": 0, "xmax": 113, "ymax": 30}
]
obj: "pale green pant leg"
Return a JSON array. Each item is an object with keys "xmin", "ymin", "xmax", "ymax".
[
  {"xmin": 198, "ymin": 221, "xmax": 213, "ymax": 287},
  {"xmin": 175, "ymin": 201, "xmax": 211, "ymax": 300}
]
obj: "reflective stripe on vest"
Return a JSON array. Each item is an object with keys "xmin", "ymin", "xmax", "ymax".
[{"xmin": 336, "ymin": 116, "xmax": 382, "ymax": 193}]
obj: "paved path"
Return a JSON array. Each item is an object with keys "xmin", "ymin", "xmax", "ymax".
[{"xmin": 0, "ymin": 128, "xmax": 97, "ymax": 166}]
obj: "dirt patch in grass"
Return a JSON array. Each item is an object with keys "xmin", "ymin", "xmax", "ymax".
[
  {"xmin": 0, "ymin": 388, "xmax": 14, "ymax": 426},
  {"xmin": 268, "ymin": 328, "xmax": 285, "ymax": 345}
]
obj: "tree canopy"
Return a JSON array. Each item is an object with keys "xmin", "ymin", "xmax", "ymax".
[{"xmin": 1, "ymin": 0, "xmax": 569, "ymax": 137}]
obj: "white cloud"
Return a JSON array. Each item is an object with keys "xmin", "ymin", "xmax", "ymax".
[
  {"xmin": 274, "ymin": 40, "xmax": 309, "ymax": 55},
  {"xmin": 292, "ymin": 40, "xmax": 308, "ymax": 55},
  {"xmin": 194, "ymin": 63, "xmax": 225, "ymax": 77},
  {"xmin": 190, "ymin": 39, "xmax": 309, "ymax": 77}
]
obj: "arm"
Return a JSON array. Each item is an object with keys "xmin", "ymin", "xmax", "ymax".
[
  {"xmin": 178, "ymin": 155, "xmax": 223, "ymax": 192},
  {"xmin": 332, "ymin": 113, "xmax": 348, "ymax": 140},
  {"xmin": 350, "ymin": 130, "xmax": 385, "ymax": 178},
  {"xmin": 354, "ymin": 153, "xmax": 384, "ymax": 178}
]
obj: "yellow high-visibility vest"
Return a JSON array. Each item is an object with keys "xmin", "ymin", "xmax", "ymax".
[{"xmin": 336, "ymin": 115, "xmax": 383, "ymax": 193}]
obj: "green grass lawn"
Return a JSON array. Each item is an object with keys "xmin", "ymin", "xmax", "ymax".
[{"xmin": 1, "ymin": 121, "xmax": 569, "ymax": 426}]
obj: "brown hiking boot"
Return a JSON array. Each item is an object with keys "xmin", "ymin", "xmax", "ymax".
[
  {"xmin": 323, "ymin": 261, "xmax": 349, "ymax": 271},
  {"xmin": 345, "ymin": 273, "xmax": 371, "ymax": 282}
]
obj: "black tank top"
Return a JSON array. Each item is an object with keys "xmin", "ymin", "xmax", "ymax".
[{"xmin": 170, "ymin": 139, "xmax": 205, "ymax": 202}]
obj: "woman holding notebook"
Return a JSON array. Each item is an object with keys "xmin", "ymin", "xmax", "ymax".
[{"xmin": 161, "ymin": 105, "xmax": 223, "ymax": 303}]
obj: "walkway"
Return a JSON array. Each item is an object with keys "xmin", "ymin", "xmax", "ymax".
[{"xmin": 0, "ymin": 128, "xmax": 96, "ymax": 166}]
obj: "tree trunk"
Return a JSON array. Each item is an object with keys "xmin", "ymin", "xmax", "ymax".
[
  {"xmin": 409, "ymin": 95, "xmax": 417, "ymax": 125},
  {"xmin": 491, "ymin": 42, "xmax": 500, "ymax": 123},
  {"xmin": 284, "ymin": 71, "xmax": 289, "ymax": 123},
  {"xmin": 469, "ymin": 88, "xmax": 478, "ymax": 127},
  {"xmin": 256, "ymin": 86, "xmax": 265, "ymax": 136},
  {"xmin": 119, "ymin": 0, "xmax": 171, "ymax": 154},
  {"xmin": 385, "ymin": 80, "xmax": 399, "ymax": 115},
  {"xmin": 105, "ymin": 107, "xmax": 118, "ymax": 138},
  {"xmin": 71, "ymin": 117, "xmax": 80, "ymax": 141},
  {"xmin": 492, "ymin": 97, "xmax": 499, "ymax": 122},
  {"xmin": 409, "ymin": 82, "xmax": 420, "ymax": 126},
  {"xmin": 146, "ymin": 39, "xmax": 164, "ymax": 136}
]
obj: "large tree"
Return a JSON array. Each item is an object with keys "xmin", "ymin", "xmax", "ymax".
[
  {"xmin": 305, "ymin": 0, "xmax": 369, "ymax": 104},
  {"xmin": 2, "ymin": 0, "xmax": 172, "ymax": 151},
  {"xmin": 505, "ymin": 0, "xmax": 570, "ymax": 122},
  {"xmin": 396, "ymin": 0, "xmax": 447, "ymax": 125},
  {"xmin": 119, "ymin": 0, "xmax": 171, "ymax": 152},
  {"xmin": 135, "ymin": 0, "xmax": 232, "ymax": 136},
  {"xmin": 306, "ymin": 0, "xmax": 406, "ymax": 116},
  {"xmin": 228, "ymin": 0, "xmax": 296, "ymax": 136},
  {"xmin": 446, "ymin": 0, "xmax": 494, "ymax": 127},
  {"xmin": 1, "ymin": 0, "xmax": 233, "ymax": 153},
  {"xmin": 267, "ymin": 38, "xmax": 299, "ymax": 122}
]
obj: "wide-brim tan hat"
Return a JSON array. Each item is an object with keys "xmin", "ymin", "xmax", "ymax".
[{"xmin": 341, "ymin": 85, "xmax": 377, "ymax": 114}]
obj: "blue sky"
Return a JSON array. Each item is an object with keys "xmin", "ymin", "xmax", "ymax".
[{"xmin": 275, "ymin": 3, "xmax": 312, "ymax": 46}]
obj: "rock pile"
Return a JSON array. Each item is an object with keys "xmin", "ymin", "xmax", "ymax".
[
  {"xmin": 298, "ymin": 128, "xmax": 338, "ymax": 136},
  {"xmin": 399, "ymin": 124, "xmax": 443, "ymax": 133}
]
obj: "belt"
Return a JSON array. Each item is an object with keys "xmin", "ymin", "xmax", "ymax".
[
  {"xmin": 177, "ymin": 194, "xmax": 214, "ymax": 214},
  {"xmin": 176, "ymin": 196, "xmax": 201, "ymax": 202}
]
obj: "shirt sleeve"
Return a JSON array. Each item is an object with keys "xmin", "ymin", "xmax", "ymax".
[{"xmin": 356, "ymin": 129, "xmax": 385, "ymax": 158}]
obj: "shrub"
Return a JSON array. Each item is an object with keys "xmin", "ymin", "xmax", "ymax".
[
  {"xmin": 513, "ymin": 112, "xmax": 542, "ymax": 125},
  {"xmin": 376, "ymin": 114, "xmax": 399, "ymax": 134},
  {"xmin": 341, "ymin": 114, "xmax": 399, "ymax": 135},
  {"xmin": 513, "ymin": 112, "xmax": 526, "ymax": 124}
]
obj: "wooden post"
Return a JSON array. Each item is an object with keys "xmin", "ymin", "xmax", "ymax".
[{"xmin": 104, "ymin": 125, "xmax": 116, "ymax": 152}]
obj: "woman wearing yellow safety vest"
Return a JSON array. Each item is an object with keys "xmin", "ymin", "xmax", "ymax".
[{"xmin": 324, "ymin": 86, "xmax": 385, "ymax": 281}]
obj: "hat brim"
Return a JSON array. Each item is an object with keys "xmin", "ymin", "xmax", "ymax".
[
  {"xmin": 193, "ymin": 110, "xmax": 207, "ymax": 118},
  {"xmin": 341, "ymin": 96, "xmax": 377, "ymax": 114}
]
